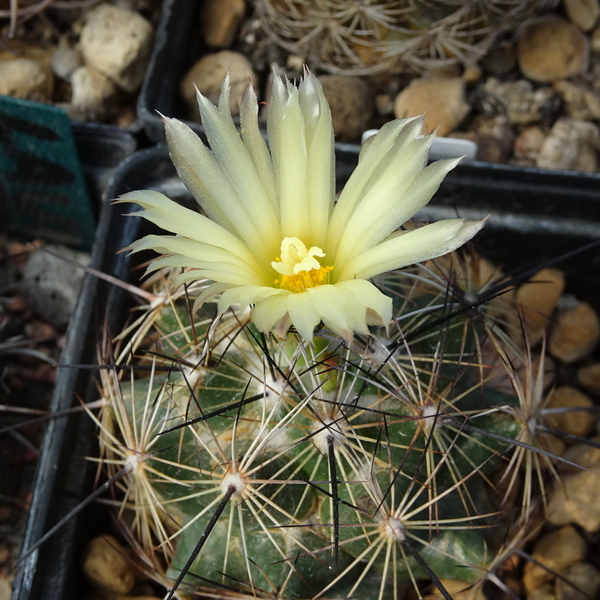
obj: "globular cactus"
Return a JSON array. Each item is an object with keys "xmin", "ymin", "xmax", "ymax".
[
  {"xmin": 95, "ymin": 72, "xmax": 576, "ymax": 599},
  {"xmin": 252, "ymin": 0, "xmax": 559, "ymax": 74}
]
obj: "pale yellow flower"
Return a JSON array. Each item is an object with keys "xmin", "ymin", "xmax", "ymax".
[{"xmin": 121, "ymin": 72, "xmax": 483, "ymax": 342}]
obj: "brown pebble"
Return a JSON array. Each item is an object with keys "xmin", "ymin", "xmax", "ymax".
[
  {"xmin": 319, "ymin": 75, "xmax": 373, "ymax": 142},
  {"xmin": 82, "ymin": 535, "xmax": 136, "ymax": 594},
  {"xmin": 180, "ymin": 50, "xmax": 257, "ymax": 118},
  {"xmin": 545, "ymin": 386, "xmax": 596, "ymax": 440},
  {"xmin": 547, "ymin": 439, "xmax": 600, "ymax": 531},
  {"xmin": 201, "ymin": 0, "xmax": 246, "ymax": 47},
  {"xmin": 518, "ymin": 16, "xmax": 589, "ymax": 82},
  {"xmin": 423, "ymin": 579, "xmax": 486, "ymax": 600},
  {"xmin": 555, "ymin": 561, "xmax": 600, "ymax": 600},
  {"xmin": 514, "ymin": 268, "xmax": 565, "ymax": 345},
  {"xmin": 393, "ymin": 77, "xmax": 470, "ymax": 136},
  {"xmin": 514, "ymin": 126, "xmax": 546, "ymax": 160},
  {"xmin": 564, "ymin": 0, "xmax": 600, "ymax": 31},
  {"xmin": 577, "ymin": 362, "xmax": 600, "ymax": 395},
  {"xmin": 523, "ymin": 525, "xmax": 587, "ymax": 591},
  {"xmin": 549, "ymin": 301, "xmax": 600, "ymax": 363}
]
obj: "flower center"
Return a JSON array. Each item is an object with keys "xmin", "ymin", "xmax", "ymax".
[{"xmin": 271, "ymin": 237, "xmax": 333, "ymax": 293}]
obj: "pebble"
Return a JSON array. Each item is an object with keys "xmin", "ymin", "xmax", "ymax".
[
  {"xmin": 545, "ymin": 386, "xmax": 596, "ymax": 440},
  {"xmin": 180, "ymin": 50, "xmax": 257, "ymax": 118},
  {"xmin": 477, "ymin": 78, "xmax": 559, "ymax": 124},
  {"xmin": 22, "ymin": 245, "xmax": 90, "ymax": 329},
  {"xmin": 464, "ymin": 116, "xmax": 515, "ymax": 163},
  {"xmin": 553, "ymin": 80, "xmax": 600, "ymax": 120},
  {"xmin": 514, "ymin": 126, "xmax": 546, "ymax": 160},
  {"xmin": 0, "ymin": 580, "xmax": 10, "ymax": 600},
  {"xmin": 82, "ymin": 535, "xmax": 135, "ymax": 594},
  {"xmin": 556, "ymin": 561, "xmax": 600, "ymax": 600},
  {"xmin": 536, "ymin": 117, "xmax": 600, "ymax": 173},
  {"xmin": 0, "ymin": 58, "xmax": 53, "ymax": 102},
  {"xmin": 549, "ymin": 300, "xmax": 600, "ymax": 362},
  {"xmin": 319, "ymin": 75, "xmax": 373, "ymax": 142},
  {"xmin": 201, "ymin": 0, "xmax": 246, "ymax": 48},
  {"xmin": 518, "ymin": 16, "xmax": 589, "ymax": 82},
  {"xmin": 79, "ymin": 3, "xmax": 153, "ymax": 92},
  {"xmin": 69, "ymin": 66, "xmax": 117, "ymax": 121},
  {"xmin": 51, "ymin": 44, "xmax": 82, "ymax": 81},
  {"xmin": 424, "ymin": 578, "xmax": 486, "ymax": 600},
  {"xmin": 564, "ymin": 0, "xmax": 600, "ymax": 31},
  {"xmin": 592, "ymin": 23, "xmax": 600, "ymax": 51},
  {"xmin": 547, "ymin": 440, "xmax": 600, "ymax": 531},
  {"xmin": 577, "ymin": 362, "xmax": 600, "ymax": 395},
  {"xmin": 514, "ymin": 268, "xmax": 565, "ymax": 345},
  {"xmin": 393, "ymin": 77, "xmax": 470, "ymax": 136},
  {"xmin": 523, "ymin": 525, "xmax": 587, "ymax": 591}
]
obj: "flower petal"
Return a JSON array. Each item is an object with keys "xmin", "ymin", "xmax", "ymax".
[
  {"xmin": 195, "ymin": 81, "xmax": 281, "ymax": 257},
  {"xmin": 327, "ymin": 117, "xmax": 421, "ymax": 254},
  {"xmin": 268, "ymin": 76, "xmax": 311, "ymax": 243},
  {"xmin": 298, "ymin": 73, "xmax": 335, "ymax": 249},
  {"xmin": 286, "ymin": 292, "xmax": 321, "ymax": 342},
  {"xmin": 338, "ymin": 218, "xmax": 486, "ymax": 281},
  {"xmin": 252, "ymin": 295, "xmax": 294, "ymax": 334}
]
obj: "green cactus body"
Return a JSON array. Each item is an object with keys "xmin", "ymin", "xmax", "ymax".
[{"xmin": 96, "ymin": 248, "xmax": 548, "ymax": 599}]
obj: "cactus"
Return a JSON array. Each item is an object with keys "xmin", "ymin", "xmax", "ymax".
[
  {"xmin": 252, "ymin": 0, "xmax": 559, "ymax": 74},
  {"xmin": 94, "ymin": 73, "xmax": 579, "ymax": 599}
]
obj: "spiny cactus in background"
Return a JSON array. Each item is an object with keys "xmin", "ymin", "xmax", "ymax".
[
  {"xmin": 94, "ymin": 72, "xmax": 584, "ymax": 600},
  {"xmin": 252, "ymin": 0, "xmax": 559, "ymax": 74}
]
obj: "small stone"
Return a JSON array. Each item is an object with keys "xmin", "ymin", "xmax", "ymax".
[
  {"xmin": 22, "ymin": 245, "xmax": 90, "ymax": 329},
  {"xmin": 545, "ymin": 386, "xmax": 596, "ymax": 440},
  {"xmin": 478, "ymin": 78, "xmax": 559, "ymax": 124},
  {"xmin": 82, "ymin": 535, "xmax": 135, "ymax": 594},
  {"xmin": 536, "ymin": 118, "xmax": 600, "ymax": 173},
  {"xmin": 180, "ymin": 50, "xmax": 257, "ymax": 118},
  {"xmin": 424, "ymin": 578, "xmax": 486, "ymax": 600},
  {"xmin": 523, "ymin": 526, "xmax": 587, "ymax": 591},
  {"xmin": 564, "ymin": 0, "xmax": 600, "ymax": 31},
  {"xmin": 553, "ymin": 80, "xmax": 600, "ymax": 120},
  {"xmin": 462, "ymin": 64, "xmax": 482, "ymax": 83},
  {"xmin": 51, "ymin": 44, "xmax": 82, "ymax": 81},
  {"xmin": 556, "ymin": 561, "xmax": 600, "ymax": 600},
  {"xmin": 592, "ymin": 24, "xmax": 600, "ymax": 51},
  {"xmin": 69, "ymin": 66, "xmax": 117, "ymax": 121},
  {"xmin": 374, "ymin": 93, "xmax": 393, "ymax": 116},
  {"xmin": 527, "ymin": 584, "xmax": 557, "ymax": 600},
  {"xmin": 79, "ymin": 3, "xmax": 153, "ymax": 92},
  {"xmin": 515, "ymin": 268, "xmax": 565, "ymax": 345},
  {"xmin": 549, "ymin": 301, "xmax": 600, "ymax": 362},
  {"xmin": 0, "ymin": 58, "xmax": 53, "ymax": 102},
  {"xmin": 547, "ymin": 441, "xmax": 600, "ymax": 531},
  {"xmin": 201, "ymin": 0, "xmax": 246, "ymax": 47},
  {"xmin": 518, "ymin": 16, "xmax": 589, "ymax": 82},
  {"xmin": 0, "ymin": 580, "xmax": 11, "ymax": 600},
  {"xmin": 467, "ymin": 115, "xmax": 515, "ymax": 163},
  {"xmin": 577, "ymin": 362, "xmax": 600, "ymax": 395},
  {"xmin": 319, "ymin": 75, "xmax": 373, "ymax": 142},
  {"xmin": 514, "ymin": 126, "xmax": 546, "ymax": 160},
  {"xmin": 393, "ymin": 77, "xmax": 470, "ymax": 136}
]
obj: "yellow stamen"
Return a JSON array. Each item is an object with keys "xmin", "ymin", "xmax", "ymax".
[
  {"xmin": 277, "ymin": 265, "xmax": 334, "ymax": 293},
  {"xmin": 271, "ymin": 237, "xmax": 333, "ymax": 293}
]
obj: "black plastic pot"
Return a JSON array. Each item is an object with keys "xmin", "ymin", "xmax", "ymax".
[{"xmin": 13, "ymin": 145, "xmax": 600, "ymax": 600}]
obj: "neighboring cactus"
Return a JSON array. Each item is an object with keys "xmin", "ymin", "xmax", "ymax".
[
  {"xmin": 95, "ymin": 73, "xmax": 581, "ymax": 599},
  {"xmin": 252, "ymin": 0, "xmax": 559, "ymax": 74}
]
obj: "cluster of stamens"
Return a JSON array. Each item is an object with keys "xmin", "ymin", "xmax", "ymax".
[{"xmin": 272, "ymin": 236, "xmax": 333, "ymax": 293}]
